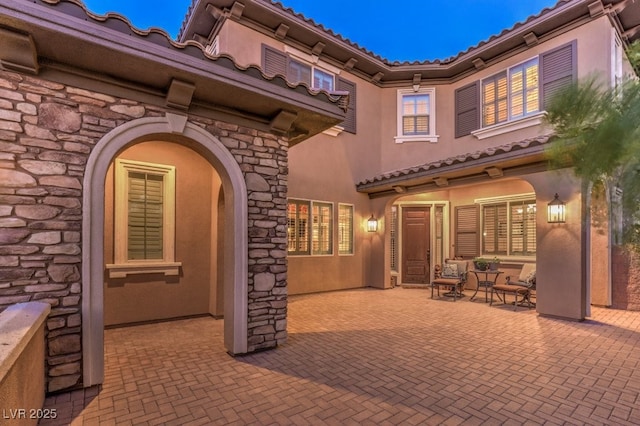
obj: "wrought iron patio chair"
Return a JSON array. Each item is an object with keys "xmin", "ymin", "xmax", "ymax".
[
  {"xmin": 431, "ymin": 259, "xmax": 468, "ymax": 301},
  {"xmin": 490, "ymin": 263, "xmax": 536, "ymax": 310}
]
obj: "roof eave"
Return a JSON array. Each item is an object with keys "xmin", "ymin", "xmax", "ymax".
[{"xmin": 0, "ymin": 0, "xmax": 346, "ymax": 143}]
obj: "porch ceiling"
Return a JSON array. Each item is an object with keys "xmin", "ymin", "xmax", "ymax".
[{"xmin": 356, "ymin": 135, "xmax": 552, "ymax": 199}]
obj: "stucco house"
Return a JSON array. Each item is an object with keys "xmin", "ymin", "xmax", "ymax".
[{"xmin": 0, "ymin": 0, "xmax": 639, "ymax": 395}]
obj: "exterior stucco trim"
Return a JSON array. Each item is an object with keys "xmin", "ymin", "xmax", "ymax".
[{"xmin": 82, "ymin": 115, "xmax": 249, "ymax": 386}]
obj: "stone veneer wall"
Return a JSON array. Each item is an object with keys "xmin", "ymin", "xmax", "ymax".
[
  {"xmin": 0, "ymin": 70, "xmax": 288, "ymax": 392},
  {"xmin": 611, "ymin": 246, "xmax": 640, "ymax": 311}
]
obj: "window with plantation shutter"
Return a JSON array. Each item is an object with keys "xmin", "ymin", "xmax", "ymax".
[
  {"xmin": 287, "ymin": 200, "xmax": 310, "ymax": 255},
  {"xmin": 337, "ymin": 77, "xmax": 357, "ymax": 133},
  {"xmin": 107, "ymin": 159, "xmax": 180, "ymax": 278},
  {"xmin": 476, "ymin": 195, "xmax": 537, "ymax": 257},
  {"xmin": 455, "ymin": 82, "xmax": 479, "ymax": 138},
  {"xmin": 510, "ymin": 200, "xmax": 537, "ymax": 256},
  {"xmin": 462, "ymin": 41, "xmax": 575, "ymax": 139},
  {"xmin": 312, "ymin": 202, "xmax": 333, "ymax": 255},
  {"xmin": 481, "ymin": 58, "xmax": 539, "ymax": 127},
  {"xmin": 127, "ymin": 172, "xmax": 164, "ymax": 260},
  {"xmin": 454, "ymin": 205, "xmax": 479, "ymax": 258},
  {"xmin": 482, "ymin": 72, "xmax": 508, "ymax": 127},
  {"xmin": 396, "ymin": 87, "xmax": 437, "ymax": 143},
  {"xmin": 540, "ymin": 40, "xmax": 576, "ymax": 111},
  {"xmin": 288, "ymin": 199, "xmax": 334, "ymax": 256},
  {"xmin": 482, "ymin": 204, "xmax": 508, "ymax": 255},
  {"xmin": 338, "ymin": 204, "xmax": 354, "ymax": 255}
]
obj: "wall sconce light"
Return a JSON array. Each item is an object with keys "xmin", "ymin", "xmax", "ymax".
[
  {"xmin": 547, "ymin": 193, "xmax": 566, "ymax": 223},
  {"xmin": 367, "ymin": 214, "xmax": 378, "ymax": 232}
]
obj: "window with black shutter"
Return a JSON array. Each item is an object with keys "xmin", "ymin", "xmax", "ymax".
[
  {"xmin": 454, "ymin": 205, "xmax": 479, "ymax": 258},
  {"xmin": 540, "ymin": 40, "xmax": 577, "ymax": 111},
  {"xmin": 337, "ymin": 77, "xmax": 356, "ymax": 133},
  {"xmin": 455, "ymin": 82, "xmax": 480, "ymax": 138}
]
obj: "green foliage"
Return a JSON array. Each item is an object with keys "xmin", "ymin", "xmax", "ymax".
[{"xmin": 545, "ymin": 40, "xmax": 640, "ymax": 249}]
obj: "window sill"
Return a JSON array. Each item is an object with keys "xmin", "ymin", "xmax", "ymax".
[
  {"xmin": 395, "ymin": 135, "xmax": 439, "ymax": 144},
  {"xmin": 105, "ymin": 262, "xmax": 182, "ymax": 279},
  {"xmin": 472, "ymin": 112, "xmax": 545, "ymax": 140}
]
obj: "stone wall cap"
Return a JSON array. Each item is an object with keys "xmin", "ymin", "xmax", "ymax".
[{"xmin": 0, "ymin": 302, "xmax": 51, "ymax": 383}]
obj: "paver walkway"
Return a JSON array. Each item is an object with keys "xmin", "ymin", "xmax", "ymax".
[{"xmin": 41, "ymin": 288, "xmax": 640, "ymax": 425}]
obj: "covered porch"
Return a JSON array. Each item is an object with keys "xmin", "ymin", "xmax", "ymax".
[{"xmin": 359, "ymin": 136, "xmax": 593, "ymax": 321}]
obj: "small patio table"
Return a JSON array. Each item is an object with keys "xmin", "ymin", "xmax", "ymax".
[{"xmin": 470, "ymin": 269, "xmax": 503, "ymax": 302}]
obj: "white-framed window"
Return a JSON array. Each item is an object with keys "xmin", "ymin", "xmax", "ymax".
[
  {"xmin": 482, "ymin": 58, "xmax": 539, "ymax": 127},
  {"xmin": 287, "ymin": 199, "xmax": 334, "ymax": 256},
  {"xmin": 478, "ymin": 194, "xmax": 536, "ymax": 258},
  {"xmin": 287, "ymin": 199, "xmax": 310, "ymax": 255},
  {"xmin": 395, "ymin": 87, "xmax": 438, "ymax": 143},
  {"xmin": 287, "ymin": 58, "xmax": 334, "ymax": 91},
  {"xmin": 106, "ymin": 159, "xmax": 181, "ymax": 278},
  {"xmin": 338, "ymin": 204, "xmax": 354, "ymax": 255},
  {"xmin": 312, "ymin": 202, "xmax": 333, "ymax": 255}
]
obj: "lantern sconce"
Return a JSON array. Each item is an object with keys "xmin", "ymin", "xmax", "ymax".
[
  {"xmin": 547, "ymin": 193, "xmax": 566, "ymax": 223},
  {"xmin": 367, "ymin": 214, "xmax": 378, "ymax": 232}
]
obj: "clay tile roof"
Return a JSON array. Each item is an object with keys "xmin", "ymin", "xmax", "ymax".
[
  {"xmin": 356, "ymin": 134, "xmax": 553, "ymax": 188},
  {"xmin": 40, "ymin": 0, "xmax": 349, "ymax": 109},
  {"xmin": 265, "ymin": 0, "xmax": 568, "ymax": 65}
]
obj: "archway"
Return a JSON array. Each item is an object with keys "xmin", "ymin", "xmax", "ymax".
[{"xmin": 82, "ymin": 114, "xmax": 248, "ymax": 387}]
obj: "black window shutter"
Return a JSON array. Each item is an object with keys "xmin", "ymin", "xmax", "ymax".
[
  {"xmin": 262, "ymin": 44, "xmax": 287, "ymax": 78},
  {"xmin": 336, "ymin": 76, "xmax": 357, "ymax": 134},
  {"xmin": 540, "ymin": 40, "xmax": 577, "ymax": 111},
  {"xmin": 455, "ymin": 205, "xmax": 479, "ymax": 258},
  {"xmin": 455, "ymin": 81, "xmax": 480, "ymax": 138}
]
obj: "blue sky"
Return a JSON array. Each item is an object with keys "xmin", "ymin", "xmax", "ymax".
[{"xmin": 82, "ymin": 0, "xmax": 559, "ymax": 62}]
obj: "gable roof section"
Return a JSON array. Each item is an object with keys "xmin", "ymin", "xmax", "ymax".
[
  {"xmin": 180, "ymin": 0, "xmax": 640, "ymax": 85},
  {"xmin": 356, "ymin": 135, "xmax": 553, "ymax": 198},
  {"xmin": 0, "ymin": 0, "xmax": 349, "ymax": 143}
]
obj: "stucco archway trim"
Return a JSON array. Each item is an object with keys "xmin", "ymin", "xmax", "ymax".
[{"xmin": 82, "ymin": 114, "xmax": 248, "ymax": 387}]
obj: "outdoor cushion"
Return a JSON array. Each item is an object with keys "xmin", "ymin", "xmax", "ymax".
[{"xmin": 441, "ymin": 263, "xmax": 459, "ymax": 278}]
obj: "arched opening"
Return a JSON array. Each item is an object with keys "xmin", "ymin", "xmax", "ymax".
[
  {"xmin": 82, "ymin": 115, "xmax": 248, "ymax": 387},
  {"xmin": 103, "ymin": 141, "xmax": 224, "ymax": 325}
]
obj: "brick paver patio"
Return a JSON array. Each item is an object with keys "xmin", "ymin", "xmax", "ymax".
[{"xmin": 40, "ymin": 288, "xmax": 640, "ymax": 425}]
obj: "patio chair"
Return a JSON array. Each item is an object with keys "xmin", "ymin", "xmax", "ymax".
[
  {"xmin": 490, "ymin": 263, "xmax": 536, "ymax": 310},
  {"xmin": 431, "ymin": 259, "xmax": 468, "ymax": 301}
]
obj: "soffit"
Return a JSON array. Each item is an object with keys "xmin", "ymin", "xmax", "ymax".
[
  {"xmin": 356, "ymin": 136, "xmax": 553, "ymax": 198},
  {"xmin": 0, "ymin": 0, "xmax": 348, "ymax": 143},
  {"xmin": 181, "ymin": 0, "xmax": 640, "ymax": 85}
]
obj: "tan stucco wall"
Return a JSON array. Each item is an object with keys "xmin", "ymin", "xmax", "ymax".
[
  {"xmin": 215, "ymin": 14, "xmax": 616, "ymax": 308},
  {"xmin": 0, "ymin": 303, "xmax": 49, "ymax": 426},
  {"xmin": 103, "ymin": 141, "xmax": 222, "ymax": 325},
  {"xmin": 379, "ymin": 16, "xmax": 614, "ymax": 174}
]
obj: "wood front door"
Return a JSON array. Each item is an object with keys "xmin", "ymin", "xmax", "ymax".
[{"xmin": 402, "ymin": 207, "xmax": 430, "ymax": 284}]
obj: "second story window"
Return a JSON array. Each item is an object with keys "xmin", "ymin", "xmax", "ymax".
[
  {"xmin": 455, "ymin": 40, "xmax": 576, "ymax": 139},
  {"xmin": 482, "ymin": 58, "xmax": 539, "ymax": 127},
  {"xmin": 262, "ymin": 44, "xmax": 357, "ymax": 134},
  {"xmin": 286, "ymin": 59, "xmax": 334, "ymax": 91},
  {"xmin": 395, "ymin": 88, "xmax": 437, "ymax": 143}
]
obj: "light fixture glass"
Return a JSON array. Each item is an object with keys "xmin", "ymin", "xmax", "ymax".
[
  {"xmin": 547, "ymin": 193, "xmax": 566, "ymax": 223},
  {"xmin": 367, "ymin": 214, "xmax": 378, "ymax": 232}
]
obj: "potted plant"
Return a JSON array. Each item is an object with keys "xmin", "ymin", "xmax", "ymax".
[
  {"xmin": 489, "ymin": 257, "xmax": 501, "ymax": 271},
  {"xmin": 473, "ymin": 257, "xmax": 489, "ymax": 271}
]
